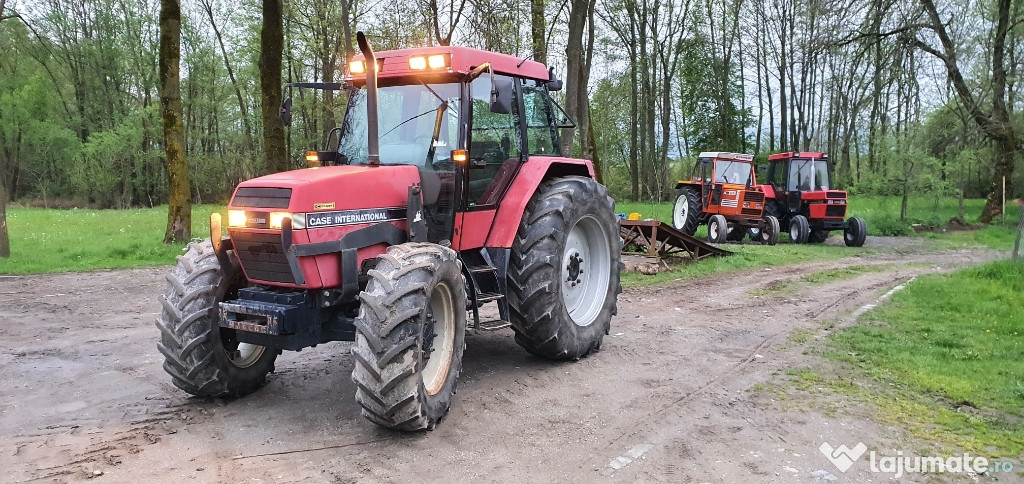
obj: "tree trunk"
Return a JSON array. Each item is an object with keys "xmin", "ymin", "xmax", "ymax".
[
  {"xmin": 262, "ymin": 0, "xmax": 288, "ymax": 174},
  {"xmin": 0, "ymin": 179, "xmax": 8, "ymax": 258},
  {"xmin": 530, "ymin": 0, "xmax": 546, "ymax": 65},
  {"xmin": 160, "ymin": 0, "xmax": 190, "ymax": 244}
]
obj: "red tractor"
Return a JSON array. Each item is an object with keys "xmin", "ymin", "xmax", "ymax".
[
  {"xmin": 157, "ymin": 33, "xmax": 622, "ymax": 431},
  {"xmin": 758, "ymin": 152, "xmax": 866, "ymax": 246},
  {"xmin": 672, "ymin": 152, "xmax": 779, "ymax": 244}
]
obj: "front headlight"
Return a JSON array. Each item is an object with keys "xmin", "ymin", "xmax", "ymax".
[
  {"xmin": 228, "ymin": 209, "xmax": 246, "ymax": 227},
  {"xmin": 269, "ymin": 212, "xmax": 289, "ymax": 230}
]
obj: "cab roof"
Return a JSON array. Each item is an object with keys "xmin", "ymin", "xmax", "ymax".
[
  {"xmin": 697, "ymin": 151, "xmax": 754, "ymax": 162},
  {"xmin": 768, "ymin": 151, "xmax": 827, "ymax": 161},
  {"xmin": 349, "ymin": 45, "xmax": 550, "ymax": 82}
]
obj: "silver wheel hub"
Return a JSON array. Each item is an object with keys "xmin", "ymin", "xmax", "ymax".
[
  {"xmin": 561, "ymin": 215, "xmax": 611, "ymax": 327},
  {"xmin": 422, "ymin": 282, "xmax": 455, "ymax": 396}
]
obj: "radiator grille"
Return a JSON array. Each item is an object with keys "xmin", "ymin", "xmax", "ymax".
[
  {"xmin": 744, "ymin": 191, "xmax": 765, "ymax": 203},
  {"xmin": 232, "ymin": 187, "xmax": 292, "ymax": 208},
  {"xmin": 825, "ymin": 205, "xmax": 846, "ymax": 217},
  {"xmin": 826, "ymin": 191, "xmax": 846, "ymax": 199},
  {"xmin": 741, "ymin": 208, "xmax": 762, "ymax": 216},
  {"xmin": 231, "ymin": 231, "xmax": 295, "ymax": 284}
]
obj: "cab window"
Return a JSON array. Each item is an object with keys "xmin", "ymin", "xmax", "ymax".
[{"xmin": 468, "ymin": 75, "xmax": 521, "ymax": 206}]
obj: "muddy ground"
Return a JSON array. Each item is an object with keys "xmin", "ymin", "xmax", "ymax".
[{"xmin": 0, "ymin": 237, "xmax": 1003, "ymax": 483}]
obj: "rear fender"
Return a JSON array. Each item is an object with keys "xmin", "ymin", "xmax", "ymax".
[{"xmin": 484, "ymin": 156, "xmax": 594, "ymax": 248}]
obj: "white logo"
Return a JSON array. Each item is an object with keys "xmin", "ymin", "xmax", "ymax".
[{"xmin": 819, "ymin": 442, "xmax": 868, "ymax": 473}]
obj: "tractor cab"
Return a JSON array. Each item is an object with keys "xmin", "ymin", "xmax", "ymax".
[{"xmin": 762, "ymin": 152, "xmax": 866, "ymax": 246}]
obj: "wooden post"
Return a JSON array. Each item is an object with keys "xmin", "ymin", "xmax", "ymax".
[
  {"xmin": 1014, "ymin": 199, "xmax": 1024, "ymax": 261},
  {"xmin": 1002, "ymin": 176, "xmax": 1006, "ymax": 223}
]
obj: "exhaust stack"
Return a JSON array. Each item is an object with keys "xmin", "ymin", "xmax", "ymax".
[{"xmin": 356, "ymin": 32, "xmax": 380, "ymax": 165}]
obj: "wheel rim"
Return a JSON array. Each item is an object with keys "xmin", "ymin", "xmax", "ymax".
[
  {"xmin": 673, "ymin": 193, "xmax": 689, "ymax": 229},
  {"xmin": 561, "ymin": 215, "xmax": 611, "ymax": 327},
  {"xmin": 422, "ymin": 281, "xmax": 455, "ymax": 396},
  {"xmin": 709, "ymin": 220, "xmax": 720, "ymax": 241},
  {"xmin": 789, "ymin": 220, "xmax": 800, "ymax": 241},
  {"xmin": 224, "ymin": 340, "xmax": 265, "ymax": 368}
]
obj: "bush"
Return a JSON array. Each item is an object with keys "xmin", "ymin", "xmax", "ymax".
[{"xmin": 870, "ymin": 213, "xmax": 914, "ymax": 236}]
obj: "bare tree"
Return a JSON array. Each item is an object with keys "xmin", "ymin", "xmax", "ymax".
[
  {"xmin": 160, "ymin": 0, "xmax": 189, "ymax": 243},
  {"xmin": 262, "ymin": 0, "xmax": 288, "ymax": 174}
]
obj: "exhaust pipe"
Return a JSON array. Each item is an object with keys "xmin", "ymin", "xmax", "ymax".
[{"xmin": 356, "ymin": 32, "xmax": 380, "ymax": 165}]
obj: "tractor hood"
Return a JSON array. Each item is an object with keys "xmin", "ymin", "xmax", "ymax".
[{"xmin": 229, "ymin": 164, "xmax": 421, "ymax": 213}]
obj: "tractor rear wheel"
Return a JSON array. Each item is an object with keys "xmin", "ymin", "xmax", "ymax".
[
  {"xmin": 844, "ymin": 217, "xmax": 867, "ymax": 247},
  {"xmin": 727, "ymin": 226, "xmax": 746, "ymax": 242},
  {"xmin": 157, "ymin": 239, "xmax": 277, "ymax": 398},
  {"xmin": 810, "ymin": 229, "xmax": 830, "ymax": 243},
  {"xmin": 760, "ymin": 215, "xmax": 780, "ymax": 245},
  {"xmin": 507, "ymin": 176, "xmax": 622, "ymax": 360},
  {"xmin": 708, "ymin": 215, "xmax": 728, "ymax": 243},
  {"xmin": 789, "ymin": 215, "xmax": 810, "ymax": 244},
  {"xmin": 351, "ymin": 243, "xmax": 467, "ymax": 431},
  {"xmin": 672, "ymin": 187, "xmax": 701, "ymax": 235}
]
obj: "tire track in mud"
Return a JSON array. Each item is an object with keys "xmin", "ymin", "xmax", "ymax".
[{"xmin": 585, "ymin": 248, "xmax": 999, "ymax": 477}]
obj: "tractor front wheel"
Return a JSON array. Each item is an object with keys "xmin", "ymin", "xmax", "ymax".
[
  {"xmin": 789, "ymin": 215, "xmax": 810, "ymax": 244},
  {"xmin": 708, "ymin": 215, "xmax": 729, "ymax": 244},
  {"xmin": 508, "ymin": 176, "xmax": 622, "ymax": 360},
  {"xmin": 157, "ymin": 239, "xmax": 277, "ymax": 398},
  {"xmin": 351, "ymin": 243, "xmax": 467, "ymax": 431},
  {"xmin": 672, "ymin": 187, "xmax": 701, "ymax": 235},
  {"xmin": 844, "ymin": 217, "xmax": 867, "ymax": 247},
  {"xmin": 760, "ymin": 215, "xmax": 780, "ymax": 245}
]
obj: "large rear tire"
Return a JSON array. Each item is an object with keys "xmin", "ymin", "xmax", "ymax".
[
  {"xmin": 810, "ymin": 229, "xmax": 830, "ymax": 243},
  {"xmin": 844, "ymin": 217, "xmax": 867, "ymax": 247},
  {"xmin": 789, "ymin": 215, "xmax": 810, "ymax": 244},
  {"xmin": 157, "ymin": 239, "xmax": 277, "ymax": 398},
  {"xmin": 507, "ymin": 176, "xmax": 622, "ymax": 360},
  {"xmin": 351, "ymin": 243, "xmax": 467, "ymax": 431},
  {"xmin": 672, "ymin": 187, "xmax": 701, "ymax": 235}
]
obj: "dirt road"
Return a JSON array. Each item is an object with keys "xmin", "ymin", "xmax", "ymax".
[{"xmin": 0, "ymin": 240, "xmax": 1001, "ymax": 482}]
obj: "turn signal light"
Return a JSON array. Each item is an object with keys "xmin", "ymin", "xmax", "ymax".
[
  {"xmin": 452, "ymin": 149, "xmax": 468, "ymax": 164},
  {"xmin": 349, "ymin": 60, "xmax": 365, "ymax": 74},
  {"xmin": 305, "ymin": 151, "xmax": 321, "ymax": 167}
]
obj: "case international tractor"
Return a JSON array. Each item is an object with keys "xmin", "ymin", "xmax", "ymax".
[
  {"xmin": 157, "ymin": 33, "xmax": 622, "ymax": 431},
  {"xmin": 759, "ymin": 152, "xmax": 866, "ymax": 246},
  {"xmin": 672, "ymin": 152, "xmax": 779, "ymax": 245}
]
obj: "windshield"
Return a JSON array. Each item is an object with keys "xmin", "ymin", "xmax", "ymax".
[
  {"xmin": 338, "ymin": 83, "xmax": 461, "ymax": 166},
  {"xmin": 788, "ymin": 158, "xmax": 829, "ymax": 191},
  {"xmin": 714, "ymin": 160, "xmax": 752, "ymax": 186}
]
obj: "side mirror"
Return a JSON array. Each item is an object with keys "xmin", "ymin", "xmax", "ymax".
[
  {"xmin": 490, "ymin": 78, "xmax": 513, "ymax": 114},
  {"xmin": 280, "ymin": 97, "xmax": 293, "ymax": 126},
  {"xmin": 547, "ymin": 66, "xmax": 563, "ymax": 92}
]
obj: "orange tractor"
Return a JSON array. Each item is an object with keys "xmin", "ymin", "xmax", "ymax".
[
  {"xmin": 672, "ymin": 152, "xmax": 779, "ymax": 244},
  {"xmin": 759, "ymin": 152, "xmax": 866, "ymax": 246}
]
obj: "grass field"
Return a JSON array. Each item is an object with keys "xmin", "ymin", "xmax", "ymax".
[
  {"xmin": 821, "ymin": 260, "xmax": 1024, "ymax": 455},
  {"xmin": 0, "ymin": 194, "xmax": 1019, "ymax": 275},
  {"xmin": 0, "ymin": 206, "xmax": 224, "ymax": 274}
]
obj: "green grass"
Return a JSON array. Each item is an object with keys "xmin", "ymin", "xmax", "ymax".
[
  {"xmin": 799, "ymin": 263, "xmax": 895, "ymax": 284},
  {"xmin": 0, "ymin": 205, "xmax": 225, "ymax": 274},
  {"xmin": 620, "ymin": 241, "xmax": 868, "ymax": 287},
  {"xmin": 823, "ymin": 259, "xmax": 1024, "ymax": 455}
]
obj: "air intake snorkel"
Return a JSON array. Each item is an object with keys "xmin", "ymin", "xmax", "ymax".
[{"xmin": 356, "ymin": 31, "xmax": 380, "ymax": 166}]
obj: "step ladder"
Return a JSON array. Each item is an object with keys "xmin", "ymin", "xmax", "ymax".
[{"xmin": 462, "ymin": 250, "xmax": 511, "ymax": 331}]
